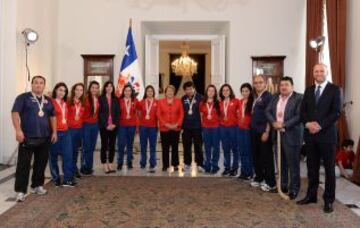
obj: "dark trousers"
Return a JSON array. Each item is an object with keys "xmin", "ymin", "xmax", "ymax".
[
  {"xmin": 49, "ymin": 131, "xmax": 73, "ymax": 182},
  {"xmin": 237, "ymin": 128, "xmax": 253, "ymax": 177},
  {"xmin": 15, "ymin": 139, "xmax": 50, "ymax": 193},
  {"xmin": 220, "ymin": 126, "xmax": 239, "ymax": 170},
  {"xmin": 160, "ymin": 131, "xmax": 180, "ymax": 169},
  {"xmin": 182, "ymin": 128, "xmax": 203, "ymax": 166},
  {"xmin": 203, "ymin": 127, "xmax": 220, "ymax": 172},
  {"xmin": 117, "ymin": 126, "xmax": 136, "ymax": 165},
  {"xmin": 139, "ymin": 126, "xmax": 158, "ymax": 168},
  {"xmin": 69, "ymin": 128, "xmax": 82, "ymax": 174},
  {"xmin": 81, "ymin": 123, "xmax": 99, "ymax": 173},
  {"xmin": 278, "ymin": 134, "xmax": 301, "ymax": 194},
  {"xmin": 306, "ymin": 141, "xmax": 336, "ymax": 203},
  {"xmin": 100, "ymin": 127, "xmax": 117, "ymax": 164},
  {"xmin": 251, "ymin": 131, "xmax": 275, "ymax": 187}
]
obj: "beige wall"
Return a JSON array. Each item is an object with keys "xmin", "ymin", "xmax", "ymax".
[
  {"xmin": 54, "ymin": 0, "xmax": 306, "ymax": 94},
  {"xmin": 346, "ymin": 0, "xmax": 360, "ymax": 148}
]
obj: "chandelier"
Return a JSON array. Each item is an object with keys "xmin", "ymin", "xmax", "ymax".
[{"xmin": 171, "ymin": 42, "xmax": 198, "ymax": 77}]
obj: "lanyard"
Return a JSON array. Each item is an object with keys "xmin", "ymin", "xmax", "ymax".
[
  {"xmin": 31, "ymin": 92, "xmax": 44, "ymax": 117},
  {"xmin": 56, "ymin": 99, "xmax": 66, "ymax": 124},
  {"xmin": 125, "ymin": 98, "xmax": 131, "ymax": 118},
  {"xmin": 145, "ymin": 98, "xmax": 154, "ymax": 119},
  {"xmin": 223, "ymin": 99, "xmax": 230, "ymax": 118}
]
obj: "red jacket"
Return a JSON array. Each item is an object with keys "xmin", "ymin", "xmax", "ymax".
[
  {"xmin": 52, "ymin": 99, "xmax": 69, "ymax": 131},
  {"xmin": 136, "ymin": 98, "xmax": 158, "ymax": 128},
  {"xmin": 237, "ymin": 98, "xmax": 251, "ymax": 130},
  {"xmin": 199, "ymin": 101, "xmax": 220, "ymax": 128},
  {"xmin": 67, "ymin": 100, "xmax": 85, "ymax": 129},
  {"xmin": 157, "ymin": 98, "xmax": 184, "ymax": 132},
  {"xmin": 119, "ymin": 98, "xmax": 138, "ymax": 126},
  {"xmin": 83, "ymin": 96, "xmax": 99, "ymax": 124},
  {"xmin": 219, "ymin": 98, "xmax": 238, "ymax": 127}
]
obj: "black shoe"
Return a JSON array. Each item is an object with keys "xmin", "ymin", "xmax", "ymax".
[
  {"xmin": 117, "ymin": 164, "xmax": 123, "ymax": 171},
  {"xmin": 221, "ymin": 169, "xmax": 231, "ymax": 176},
  {"xmin": 75, "ymin": 171, "xmax": 82, "ymax": 179},
  {"xmin": 162, "ymin": 167, "xmax": 168, "ymax": 172},
  {"xmin": 238, "ymin": 175, "xmax": 252, "ymax": 181},
  {"xmin": 80, "ymin": 170, "xmax": 93, "ymax": 176},
  {"xmin": 324, "ymin": 202, "xmax": 333, "ymax": 213},
  {"xmin": 127, "ymin": 162, "xmax": 133, "ymax": 169},
  {"xmin": 210, "ymin": 169, "xmax": 219, "ymax": 174},
  {"xmin": 62, "ymin": 180, "xmax": 76, "ymax": 188},
  {"xmin": 296, "ymin": 197, "xmax": 317, "ymax": 205},
  {"xmin": 288, "ymin": 192, "xmax": 298, "ymax": 200},
  {"xmin": 229, "ymin": 169, "xmax": 238, "ymax": 177},
  {"xmin": 174, "ymin": 166, "xmax": 179, "ymax": 172},
  {"xmin": 281, "ymin": 187, "xmax": 289, "ymax": 194},
  {"xmin": 54, "ymin": 180, "xmax": 61, "ymax": 187},
  {"xmin": 140, "ymin": 165, "xmax": 146, "ymax": 169}
]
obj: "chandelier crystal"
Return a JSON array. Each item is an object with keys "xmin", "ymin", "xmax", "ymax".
[{"xmin": 171, "ymin": 42, "xmax": 198, "ymax": 77}]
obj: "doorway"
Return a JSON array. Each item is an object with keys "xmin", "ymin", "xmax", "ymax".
[{"xmin": 145, "ymin": 34, "xmax": 226, "ymax": 97}]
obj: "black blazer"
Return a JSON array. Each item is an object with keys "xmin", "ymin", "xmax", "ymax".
[
  {"xmin": 98, "ymin": 95, "xmax": 120, "ymax": 128},
  {"xmin": 265, "ymin": 92, "xmax": 304, "ymax": 146},
  {"xmin": 301, "ymin": 82, "xmax": 341, "ymax": 143}
]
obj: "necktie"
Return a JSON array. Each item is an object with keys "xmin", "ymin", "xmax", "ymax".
[{"xmin": 315, "ymin": 85, "xmax": 321, "ymax": 104}]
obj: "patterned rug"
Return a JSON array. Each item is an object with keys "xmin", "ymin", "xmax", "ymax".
[{"xmin": 1, "ymin": 176, "xmax": 360, "ymax": 227}]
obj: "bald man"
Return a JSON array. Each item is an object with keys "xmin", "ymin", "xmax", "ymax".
[{"xmin": 297, "ymin": 64, "xmax": 341, "ymax": 213}]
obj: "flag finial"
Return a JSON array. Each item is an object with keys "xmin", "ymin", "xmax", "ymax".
[{"xmin": 129, "ymin": 18, "xmax": 132, "ymax": 28}]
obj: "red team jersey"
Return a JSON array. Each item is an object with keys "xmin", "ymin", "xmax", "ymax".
[
  {"xmin": 219, "ymin": 98, "xmax": 238, "ymax": 127},
  {"xmin": 119, "ymin": 98, "xmax": 138, "ymax": 126},
  {"xmin": 83, "ymin": 96, "xmax": 100, "ymax": 124},
  {"xmin": 136, "ymin": 98, "xmax": 158, "ymax": 128},
  {"xmin": 52, "ymin": 99, "xmax": 69, "ymax": 131},
  {"xmin": 199, "ymin": 100, "xmax": 220, "ymax": 128}
]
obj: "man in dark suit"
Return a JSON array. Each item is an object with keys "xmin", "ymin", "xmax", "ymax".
[
  {"xmin": 297, "ymin": 63, "xmax": 341, "ymax": 213},
  {"xmin": 265, "ymin": 76, "xmax": 303, "ymax": 200}
]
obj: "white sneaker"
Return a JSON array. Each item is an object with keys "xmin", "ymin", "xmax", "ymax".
[
  {"xmin": 260, "ymin": 184, "xmax": 277, "ymax": 192},
  {"xmin": 30, "ymin": 186, "xmax": 47, "ymax": 195},
  {"xmin": 197, "ymin": 166, "xmax": 205, "ymax": 173},
  {"xmin": 148, "ymin": 167, "xmax": 156, "ymax": 173},
  {"xmin": 16, "ymin": 192, "xmax": 26, "ymax": 202},
  {"xmin": 250, "ymin": 180, "xmax": 261, "ymax": 187}
]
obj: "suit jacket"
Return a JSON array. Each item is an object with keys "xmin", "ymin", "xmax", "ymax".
[
  {"xmin": 98, "ymin": 95, "xmax": 120, "ymax": 128},
  {"xmin": 265, "ymin": 92, "xmax": 304, "ymax": 146},
  {"xmin": 301, "ymin": 82, "xmax": 341, "ymax": 144}
]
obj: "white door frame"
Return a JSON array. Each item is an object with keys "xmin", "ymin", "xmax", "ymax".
[{"xmin": 144, "ymin": 34, "xmax": 226, "ymax": 95}]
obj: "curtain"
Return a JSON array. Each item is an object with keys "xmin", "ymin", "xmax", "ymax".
[
  {"xmin": 305, "ymin": 0, "xmax": 324, "ymax": 87},
  {"xmin": 326, "ymin": 0, "xmax": 349, "ymax": 145},
  {"xmin": 351, "ymin": 137, "xmax": 360, "ymax": 185}
]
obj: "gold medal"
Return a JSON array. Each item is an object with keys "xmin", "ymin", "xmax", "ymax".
[
  {"xmin": 207, "ymin": 115, "xmax": 212, "ymax": 120},
  {"xmin": 75, "ymin": 116, "xmax": 79, "ymax": 121},
  {"xmin": 126, "ymin": 114, "xmax": 131, "ymax": 119},
  {"xmin": 188, "ymin": 110, "xmax": 193, "ymax": 115},
  {"xmin": 38, "ymin": 110, "xmax": 44, "ymax": 117},
  {"xmin": 145, "ymin": 114, "xmax": 150, "ymax": 120},
  {"xmin": 62, "ymin": 119, "xmax": 66, "ymax": 124}
]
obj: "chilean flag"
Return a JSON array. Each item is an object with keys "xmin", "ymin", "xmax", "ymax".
[{"xmin": 116, "ymin": 26, "xmax": 144, "ymax": 98}]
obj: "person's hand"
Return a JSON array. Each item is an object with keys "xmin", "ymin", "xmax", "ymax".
[
  {"xmin": 51, "ymin": 132, "xmax": 58, "ymax": 144},
  {"xmin": 306, "ymin": 122, "xmax": 321, "ymax": 134},
  {"xmin": 261, "ymin": 131, "xmax": 269, "ymax": 142},
  {"xmin": 16, "ymin": 130, "xmax": 25, "ymax": 143},
  {"xmin": 107, "ymin": 124, "xmax": 116, "ymax": 131},
  {"xmin": 165, "ymin": 123, "xmax": 173, "ymax": 129},
  {"xmin": 272, "ymin": 122, "xmax": 283, "ymax": 130}
]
